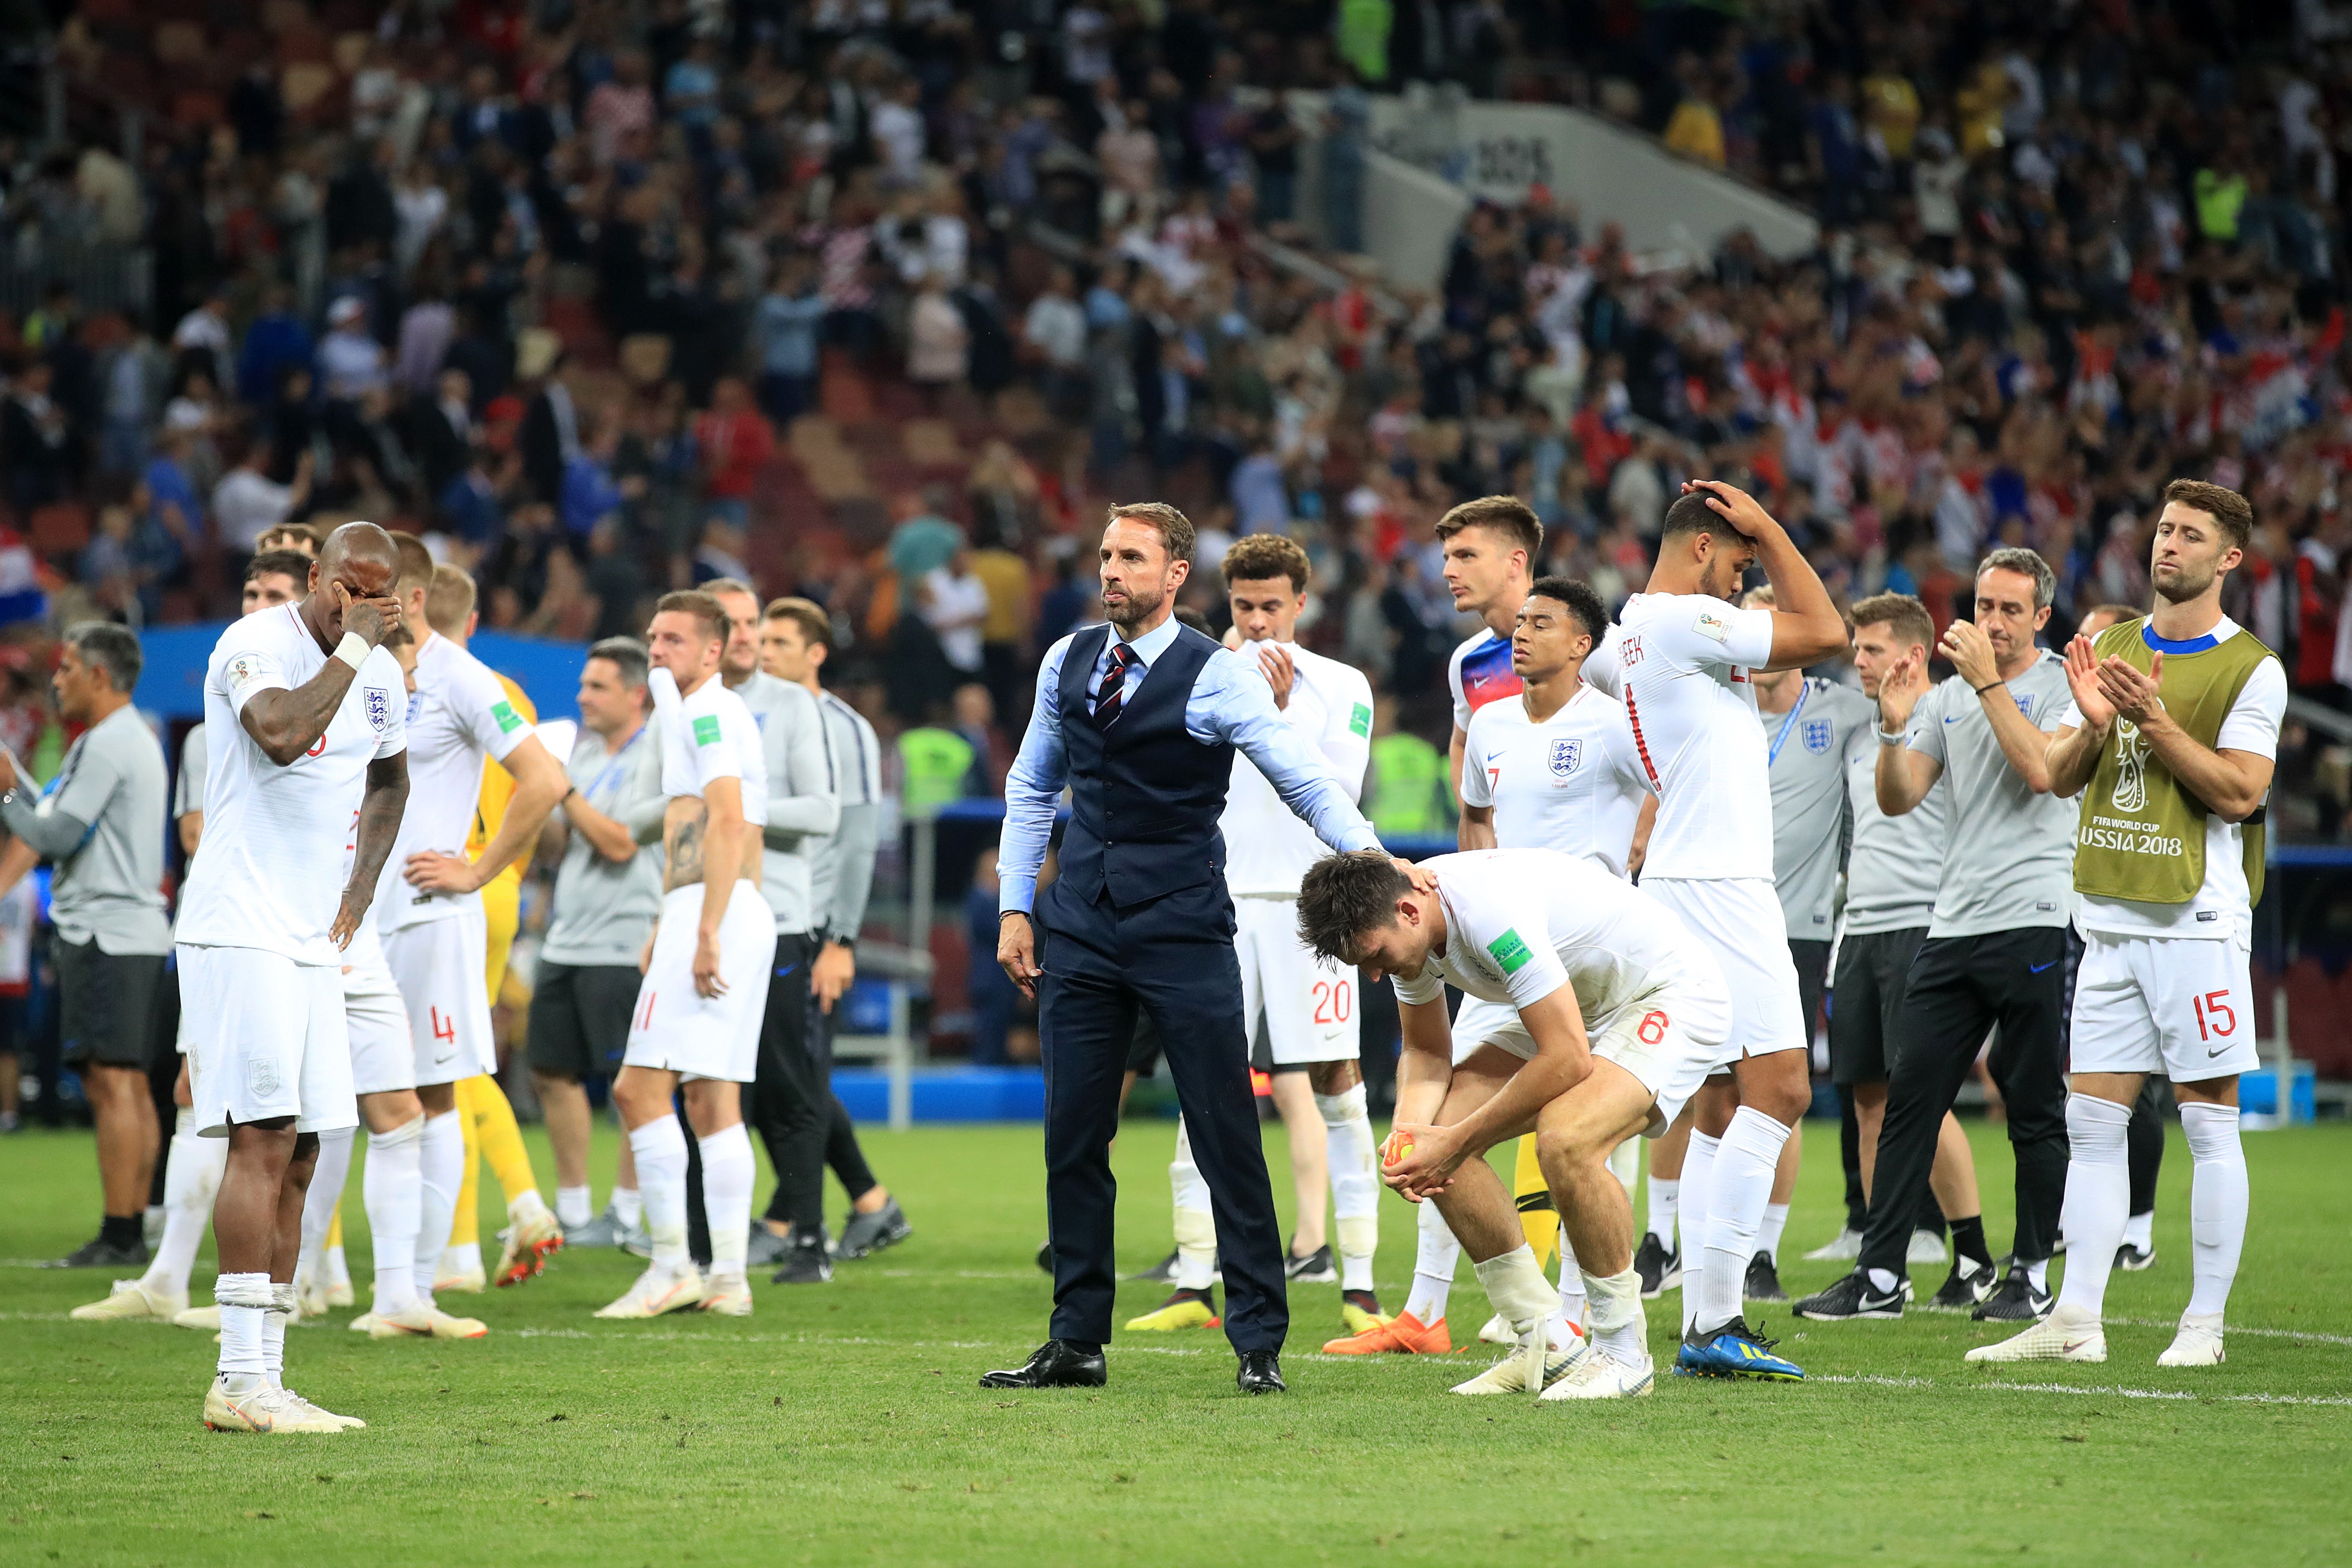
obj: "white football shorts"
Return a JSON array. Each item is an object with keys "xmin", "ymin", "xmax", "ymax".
[
  {"xmin": 382, "ymin": 902, "xmax": 496, "ymax": 1087},
  {"xmin": 341, "ymin": 922, "xmax": 416, "ymax": 1097},
  {"xmin": 2070, "ymin": 929, "xmax": 2261, "ymax": 1082},
  {"xmin": 623, "ymin": 882, "xmax": 778, "ymax": 1083},
  {"xmin": 1236, "ymin": 895, "xmax": 1357, "ymax": 1066},
  {"xmin": 180, "ymin": 944, "xmax": 356, "ymax": 1138},
  {"xmin": 1641, "ymin": 875, "xmax": 1808, "ymax": 1068}
]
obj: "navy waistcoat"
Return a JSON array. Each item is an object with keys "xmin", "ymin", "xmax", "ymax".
[{"xmin": 1053, "ymin": 623, "xmax": 1232, "ymax": 908}]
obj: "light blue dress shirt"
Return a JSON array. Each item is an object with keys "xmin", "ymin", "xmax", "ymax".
[{"xmin": 997, "ymin": 616, "xmax": 1382, "ymax": 915}]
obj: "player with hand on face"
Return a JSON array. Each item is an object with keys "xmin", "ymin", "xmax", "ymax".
[
  {"xmin": 177, "ymin": 522, "xmax": 409, "ymax": 1432},
  {"xmin": 595, "ymin": 592, "xmax": 778, "ymax": 1319}
]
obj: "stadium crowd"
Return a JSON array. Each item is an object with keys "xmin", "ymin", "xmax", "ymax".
[{"xmin": 3, "ymin": 2, "xmax": 2352, "ymax": 843}]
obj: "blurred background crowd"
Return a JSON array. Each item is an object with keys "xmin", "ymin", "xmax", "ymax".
[{"xmin": 6, "ymin": 0, "xmax": 2352, "ymax": 1082}]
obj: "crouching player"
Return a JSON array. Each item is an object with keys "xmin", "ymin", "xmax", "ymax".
[{"xmin": 1295, "ymin": 848, "xmax": 1727, "ymax": 1400}]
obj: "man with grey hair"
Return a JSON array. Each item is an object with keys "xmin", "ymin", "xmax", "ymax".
[
  {"xmin": 4, "ymin": 624, "xmax": 173, "ymax": 1271},
  {"xmin": 1795, "ymin": 547, "xmax": 2078, "ymax": 1328}
]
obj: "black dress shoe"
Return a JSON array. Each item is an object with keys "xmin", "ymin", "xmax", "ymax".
[
  {"xmin": 980, "ymin": 1340, "xmax": 1106, "ymax": 1389},
  {"xmin": 1235, "ymin": 1349, "xmax": 1285, "ymax": 1394}
]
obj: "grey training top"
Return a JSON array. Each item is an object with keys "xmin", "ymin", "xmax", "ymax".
[
  {"xmin": 1841, "ymin": 702, "xmax": 1948, "ymax": 937},
  {"xmin": 542, "ymin": 719, "xmax": 666, "ymax": 968},
  {"xmin": 3, "ymin": 704, "xmax": 172, "ymax": 955},
  {"xmin": 175, "ymin": 722, "xmax": 206, "ymax": 820},
  {"xmin": 1904, "ymin": 649, "xmax": 2076, "ymax": 937},
  {"xmin": 811, "ymin": 689, "xmax": 882, "ymax": 944},
  {"xmin": 728, "ymin": 670, "xmax": 840, "ymax": 935},
  {"xmin": 1758, "ymin": 678, "xmax": 1875, "ymax": 941}
]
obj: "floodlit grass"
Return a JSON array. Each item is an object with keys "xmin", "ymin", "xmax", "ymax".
[{"xmin": 3, "ymin": 1113, "xmax": 2348, "ymax": 1567}]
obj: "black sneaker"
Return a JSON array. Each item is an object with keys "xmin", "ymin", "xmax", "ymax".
[
  {"xmin": 1634, "ymin": 1232, "xmax": 1681, "ymax": 1299},
  {"xmin": 43, "ymin": 1234, "xmax": 148, "ymax": 1269},
  {"xmin": 835, "ymin": 1198, "xmax": 911, "ymax": 1259},
  {"xmin": 1926, "ymin": 1256, "xmax": 1998, "ymax": 1312},
  {"xmin": 1284, "ymin": 1243, "xmax": 1336, "ymax": 1284},
  {"xmin": 1036, "ymin": 1240, "xmax": 1053, "ymax": 1273},
  {"xmin": 745, "ymin": 1227, "xmax": 792, "ymax": 1269},
  {"xmin": 2114, "ymin": 1241, "xmax": 2156, "ymax": 1272},
  {"xmin": 772, "ymin": 1235, "xmax": 833, "ymax": 1285},
  {"xmin": 1791, "ymin": 1270, "xmax": 1906, "ymax": 1321},
  {"xmin": 1971, "ymin": 1265, "xmax": 2052, "ymax": 1323},
  {"xmin": 1742, "ymin": 1251, "xmax": 1787, "ymax": 1303}
]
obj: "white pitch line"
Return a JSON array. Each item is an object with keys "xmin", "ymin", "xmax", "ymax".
[
  {"xmin": 1808, "ymin": 1372, "xmax": 2352, "ymax": 1407},
  {"xmin": 2112, "ymin": 1316, "xmax": 2352, "ymax": 1349}
]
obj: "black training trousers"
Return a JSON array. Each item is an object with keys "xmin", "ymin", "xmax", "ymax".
[{"xmin": 1857, "ymin": 927, "xmax": 2071, "ymax": 1280}]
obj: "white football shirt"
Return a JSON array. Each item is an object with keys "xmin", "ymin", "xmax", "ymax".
[
  {"xmin": 177, "ymin": 603, "xmax": 407, "ymax": 965},
  {"xmin": 1583, "ymin": 591, "xmax": 1777, "ymax": 881},
  {"xmin": 372, "ymin": 630, "xmax": 537, "ymax": 932},
  {"xmin": 1390, "ymin": 849, "xmax": 1721, "ymax": 1024},
  {"xmin": 1221, "ymin": 641, "xmax": 1374, "ymax": 897},
  {"xmin": 1460, "ymin": 685, "xmax": 1650, "ymax": 877},
  {"xmin": 652, "ymin": 666, "xmax": 771, "ymax": 824}
]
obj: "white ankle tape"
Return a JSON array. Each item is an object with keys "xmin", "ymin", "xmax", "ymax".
[{"xmin": 1315, "ymin": 1085, "xmax": 1368, "ymax": 1124}]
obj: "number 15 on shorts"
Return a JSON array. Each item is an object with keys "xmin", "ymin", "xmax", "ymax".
[{"xmin": 2191, "ymin": 989, "xmax": 2236, "ymax": 1041}]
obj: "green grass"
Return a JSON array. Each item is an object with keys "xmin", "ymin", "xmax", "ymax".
[{"xmin": 3, "ymin": 1113, "xmax": 2350, "ymax": 1568}]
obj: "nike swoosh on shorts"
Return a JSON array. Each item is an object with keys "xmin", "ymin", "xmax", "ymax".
[{"xmin": 2029, "ymin": 961, "xmax": 2057, "ymax": 973}]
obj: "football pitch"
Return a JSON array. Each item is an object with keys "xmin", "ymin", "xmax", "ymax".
[{"xmin": 4, "ymin": 1114, "xmax": 2349, "ymax": 1568}]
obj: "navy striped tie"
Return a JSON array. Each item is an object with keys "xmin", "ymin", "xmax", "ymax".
[{"xmin": 1092, "ymin": 642, "xmax": 1138, "ymax": 727}]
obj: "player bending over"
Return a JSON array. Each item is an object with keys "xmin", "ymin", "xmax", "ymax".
[
  {"xmin": 595, "ymin": 592, "xmax": 778, "ymax": 1319},
  {"xmin": 1297, "ymin": 849, "xmax": 1728, "ymax": 1401}
]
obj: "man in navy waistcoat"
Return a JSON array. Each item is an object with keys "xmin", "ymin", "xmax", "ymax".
[{"xmin": 983, "ymin": 503, "xmax": 1395, "ymax": 1394}]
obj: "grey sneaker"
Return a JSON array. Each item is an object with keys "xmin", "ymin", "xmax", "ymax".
[
  {"xmin": 835, "ymin": 1198, "xmax": 911, "ymax": 1260},
  {"xmin": 564, "ymin": 1208, "xmax": 627, "ymax": 1249},
  {"xmin": 747, "ymin": 1227, "xmax": 792, "ymax": 1268},
  {"xmin": 619, "ymin": 1218, "xmax": 653, "ymax": 1259}
]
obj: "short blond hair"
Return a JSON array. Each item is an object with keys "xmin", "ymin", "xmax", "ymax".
[{"xmin": 425, "ymin": 563, "xmax": 478, "ymax": 635}]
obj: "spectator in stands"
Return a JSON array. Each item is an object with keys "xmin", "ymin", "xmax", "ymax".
[
  {"xmin": 212, "ymin": 443, "xmax": 313, "ymax": 557},
  {"xmin": 754, "ymin": 257, "xmax": 826, "ymax": 427},
  {"xmin": 692, "ymin": 375, "xmax": 774, "ymax": 530}
]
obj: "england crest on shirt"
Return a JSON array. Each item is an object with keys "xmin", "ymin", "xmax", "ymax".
[
  {"xmin": 364, "ymin": 685, "xmax": 393, "ymax": 733},
  {"xmin": 1548, "ymin": 738, "xmax": 1582, "ymax": 779},
  {"xmin": 1802, "ymin": 718, "xmax": 1833, "ymax": 754}
]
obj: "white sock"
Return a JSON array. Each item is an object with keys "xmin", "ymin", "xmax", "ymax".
[
  {"xmin": 1646, "ymin": 1174, "xmax": 1679, "ymax": 1247},
  {"xmin": 364, "ymin": 1116, "xmax": 425, "ymax": 1317},
  {"xmin": 697, "ymin": 1123, "xmax": 755, "ymax": 1280},
  {"xmin": 612, "ymin": 1187, "xmax": 643, "ymax": 1229},
  {"xmin": 1678, "ymin": 1131, "xmax": 1719, "ymax": 1336},
  {"xmin": 556, "ymin": 1184, "xmax": 594, "ymax": 1229},
  {"xmin": 1584, "ymin": 1265, "xmax": 1646, "ymax": 1364},
  {"xmin": 141, "ymin": 1110, "xmax": 224, "ymax": 1297},
  {"xmin": 264, "ymin": 1283, "xmax": 292, "ymax": 1385},
  {"xmin": 1698, "ymin": 1107, "xmax": 1789, "ymax": 1335},
  {"xmin": 1318, "ymin": 1086, "xmax": 1380, "ymax": 1294},
  {"xmin": 443, "ymin": 1241, "xmax": 483, "ymax": 1276},
  {"xmin": 630, "ymin": 1117, "xmax": 692, "ymax": 1275},
  {"xmin": 215, "ymin": 1272, "xmax": 272, "ymax": 1378},
  {"xmin": 2026, "ymin": 1257, "xmax": 2049, "ymax": 1293},
  {"xmin": 1405, "ymin": 1199, "xmax": 1460, "ymax": 1322},
  {"xmin": 1471, "ymin": 1243, "xmax": 1559, "ymax": 1334},
  {"xmin": 325, "ymin": 1245, "xmax": 349, "ymax": 1289},
  {"xmin": 2123, "ymin": 1209, "xmax": 2155, "ymax": 1252},
  {"xmin": 413, "ymin": 1110, "xmax": 464, "ymax": 1304},
  {"xmin": 2055, "ymin": 1095, "xmax": 2131, "ymax": 1318},
  {"xmin": 1170, "ymin": 1116, "xmax": 1216, "ymax": 1292},
  {"xmin": 297, "ymin": 1127, "xmax": 355, "ymax": 1288},
  {"xmin": 1757, "ymin": 1202, "xmax": 1791, "ymax": 1264},
  {"xmin": 508, "ymin": 1187, "xmax": 552, "ymax": 1227},
  {"xmin": 1556, "ymin": 1229, "xmax": 1586, "ymax": 1330},
  {"xmin": 1608, "ymin": 1136, "xmax": 1639, "ymax": 1202},
  {"xmin": 2180, "ymin": 1101, "xmax": 2247, "ymax": 1321}
]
